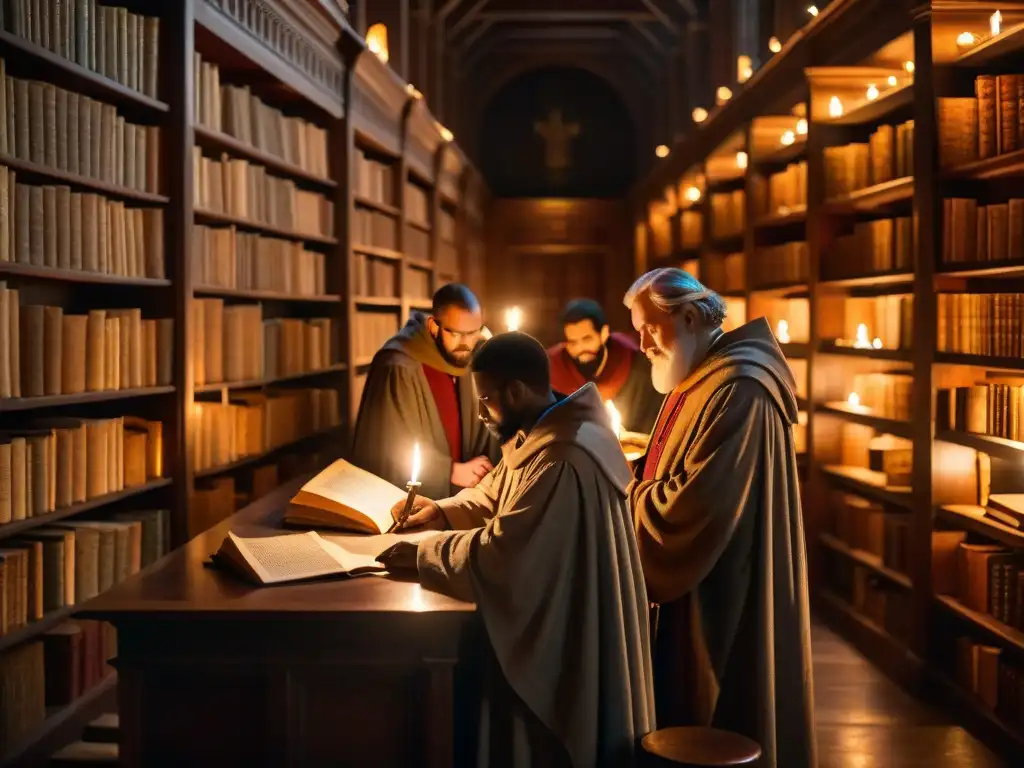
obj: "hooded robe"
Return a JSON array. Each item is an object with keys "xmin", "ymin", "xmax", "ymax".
[
  {"xmin": 547, "ymin": 332, "xmax": 662, "ymax": 434},
  {"xmin": 351, "ymin": 311, "xmax": 498, "ymax": 500},
  {"xmin": 417, "ymin": 383, "xmax": 656, "ymax": 767},
  {"xmin": 628, "ymin": 317, "xmax": 816, "ymax": 768}
]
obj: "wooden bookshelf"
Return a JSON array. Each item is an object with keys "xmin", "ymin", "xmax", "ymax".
[
  {"xmin": 0, "ymin": 1, "xmax": 488, "ymax": 764},
  {"xmin": 633, "ymin": 0, "xmax": 1024, "ymax": 755}
]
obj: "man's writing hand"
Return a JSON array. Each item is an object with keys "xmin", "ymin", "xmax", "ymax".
[
  {"xmin": 390, "ymin": 495, "xmax": 440, "ymax": 529},
  {"xmin": 376, "ymin": 541, "xmax": 419, "ymax": 572},
  {"xmin": 451, "ymin": 455, "xmax": 493, "ymax": 488}
]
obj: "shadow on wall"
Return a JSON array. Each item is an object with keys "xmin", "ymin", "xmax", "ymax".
[{"xmin": 478, "ymin": 66, "xmax": 637, "ymax": 199}]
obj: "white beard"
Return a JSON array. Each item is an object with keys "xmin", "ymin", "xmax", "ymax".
[{"xmin": 650, "ymin": 350, "xmax": 688, "ymax": 394}]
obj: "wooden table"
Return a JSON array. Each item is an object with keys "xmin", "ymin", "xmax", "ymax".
[{"xmin": 80, "ymin": 475, "xmax": 481, "ymax": 768}]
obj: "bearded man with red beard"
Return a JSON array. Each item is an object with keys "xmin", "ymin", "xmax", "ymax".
[
  {"xmin": 546, "ymin": 299, "xmax": 662, "ymax": 434},
  {"xmin": 624, "ymin": 268, "xmax": 817, "ymax": 768}
]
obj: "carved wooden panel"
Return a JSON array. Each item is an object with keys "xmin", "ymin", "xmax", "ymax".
[
  {"xmin": 351, "ymin": 54, "xmax": 408, "ymax": 156},
  {"xmin": 439, "ymin": 147, "xmax": 465, "ymax": 203},
  {"xmin": 406, "ymin": 104, "xmax": 444, "ymax": 184},
  {"xmin": 201, "ymin": 0, "xmax": 345, "ymax": 112}
]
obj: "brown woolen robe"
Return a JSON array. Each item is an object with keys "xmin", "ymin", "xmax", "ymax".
[
  {"xmin": 416, "ymin": 383, "xmax": 656, "ymax": 767},
  {"xmin": 628, "ymin": 317, "xmax": 817, "ymax": 768}
]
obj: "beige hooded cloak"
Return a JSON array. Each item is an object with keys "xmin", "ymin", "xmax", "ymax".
[
  {"xmin": 629, "ymin": 317, "xmax": 817, "ymax": 768},
  {"xmin": 417, "ymin": 382, "xmax": 656, "ymax": 767}
]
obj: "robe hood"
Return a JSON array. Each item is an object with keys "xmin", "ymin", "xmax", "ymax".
[
  {"xmin": 680, "ymin": 316, "xmax": 799, "ymax": 424},
  {"xmin": 503, "ymin": 383, "xmax": 633, "ymax": 494},
  {"xmin": 382, "ymin": 310, "xmax": 470, "ymax": 377}
]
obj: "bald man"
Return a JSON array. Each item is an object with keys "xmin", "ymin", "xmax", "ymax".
[{"xmin": 377, "ymin": 332, "xmax": 654, "ymax": 768}]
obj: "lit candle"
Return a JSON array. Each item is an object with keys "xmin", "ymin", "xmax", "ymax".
[
  {"xmin": 872, "ymin": 337, "xmax": 883, "ymax": 349},
  {"xmin": 781, "ymin": 130, "xmax": 796, "ymax": 146},
  {"xmin": 736, "ymin": 151, "xmax": 748, "ymax": 169},
  {"xmin": 853, "ymin": 323, "xmax": 872, "ymax": 349},
  {"xmin": 796, "ymin": 118, "xmax": 808, "ymax": 135},
  {"xmin": 807, "ymin": 5, "xmax": 819, "ymax": 17},
  {"xmin": 888, "ymin": 75, "xmax": 898, "ymax": 87},
  {"xmin": 692, "ymin": 107, "xmax": 708, "ymax": 123},
  {"xmin": 904, "ymin": 60, "xmax": 915, "ymax": 73},
  {"xmin": 866, "ymin": 83, "xmax": 879, "ymax": 101},
  {"xmin": 390, "ymin": 443, "xmax": 422, "ymax": 532},
  {"xmin": 606, "ymin": 400, "xmax": 623, "ymax": 439},
  {"xmin": 991, "ymin": 10, "xmax": 1002, "ymax": 37},
  {"xmin": 847, "ymin": 391, "xmax": 863, "ymax": 410},
  {"xmin": 776, "ymin": 319, "xmax": 791, "ymax": 344},
  {"xmin": 717, "ymin": 86, "xmax": 733, "ymax": 105},
  {"xmin": 504, "ymin": 307, "xmax": 522, "ymax": 332},
  {"xmin": 685, "ymin": 185, "xmax": 701, "ymax": 203},
  {"xmin": 769, "ymin": 36, "xmax": 782, "ymax": 54},
  {"xmin": 828, "ymin": 96, "xmax": 844, "ymax": 118},
  {"xmin": 957, "ymin": 31, "xmax": 977, "ymax": 50}
]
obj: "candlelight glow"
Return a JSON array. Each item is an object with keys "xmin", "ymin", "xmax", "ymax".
[
  {"xmin": 866, "ymin": 83, "xmax": 879, "ymax": 101},
  {"xmin": 736, "ymin": 151, "xmax": 748, "ymax": 169},
  {"xmin": 410, "ymin": 442, "xmax": 421, "ymax": 484},
  {"xmin": 904, "ymin": 60, "xmax": 915, "ymax": 73},
  {"xmin": 781, "ymin": 130, "xmax": 796, "ymax": 146},
  {"xmin": 406, "ymin": 83, "xmax": 423, "ymax": 99},
  {"xmin": 807, "ymin": 5, "xmax": 819, "ymax": 17},
  {"xmin": 606, "ymin": 401, "xmax": 623, "ymax": 439},
  {"xmin": 872, "ymin": 337, "xmax": 883, "ymax": 349},
  {"xmin": 888, "ymin": 75, "xmax": 898, "ymax": 86},
  {"xmin": 438, "ymin": 125, "xmax": 454, "ymax": 142},
  {"xmin": 769, "ymin": 36, "xmax": 782, "ymax": 54},
  {"xmin": 853, "ymin": 323, "xmax": 872, "ymax": 349},
  {"xmin": 991, "ymin": 10, "xmax": 1002, "ymax": 37},
  {"xmin": 504, "ymin": 307, "xmax": 522, "ymax": 332},
  {"xmin": 366, "ymin": 23, "xmax": 389, "ymax": 63},
  {"xmin": 685, "ymin": 185, "xmax": 701, "ymax": 202},
  {"xmin": 717, "ymin": 86, "xmax": 733, "ymax": 104},
  {"xmin": 957, "ymin": 31, "xmax": 977, "ymax": 49},
  {"xmin": 776, "ymin": 319, "xmax": 791, "ymax": 344},
  {"xmin": 796, "ymin": 118, "xmax": 808, "ymax": 135},
  {"xmin": 847, "ymin": 391, "xmax": 861, "ymax": 408},
  {"xmin": 737, "ymin": 55, "xmax": 753, "ymax": 83},
  {"xmin": 480, "ymin": 326, "xmax": 493, "ymax": 341},
  {"xmin": 692, "ymin": 107, "xmax": 708, "ymax": 123},
  {"xmin": 655, "ymin": 144, "xmax": 670, "ymax": 158},
  {"xmin": 828, "ymin": 96, "xmax": 844, "ymax": 118}
]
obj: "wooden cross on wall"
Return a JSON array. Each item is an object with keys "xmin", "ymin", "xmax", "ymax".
[{"xmin": 534, "ymin": 109, "xmax": 580, "ymax": 172}]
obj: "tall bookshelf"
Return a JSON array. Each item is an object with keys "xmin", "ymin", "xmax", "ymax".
[
  {"xmin": 633, "ymin": 0, "xmax": 1024, "ymax": 757},
  {"xmin": 0, "ymin": 1, "xmax": 487, "ymax": 764}
]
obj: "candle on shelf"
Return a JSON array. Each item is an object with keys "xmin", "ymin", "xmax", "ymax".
[
  {"xmin": 606, "ymin": 401, "xmax": 623, "ymax": 440},
  {"xmin": 736, "ymin": 151, "xmax": 748, "ymax": 169},
  {"xmin": 991, "ymin": 10, "xmax": 1002, "ymax": 37},
  {"xmin": 504, "ymin": 307, "xmax": 522, "ymax": 332},
  {"xmin": 853, "ymin": 323, "xmax": 872, "ymax": 349},
  {"xmin": 769, "ymin": 36, "xmax": 782, "ymax": 54},
  {"xmin": 391, "ymin": 443, "xmax": 422, "ymax": 532},
  {"xmin": 846, "ymin": 391, "xmax": 868, "ymax": 413},
  {"xmin": 776, "ymin": 319, "xmax": 791, "ymax": 344},
  {"xmin": 685, "ymin": 185, "xmax": 701, "ymax": 203},
  {"xmin": 781, "ymin": 130, "xmax": 796, "ymax": 146},
  {"xmin": 717, "ymin": 86, "xmax": 733, "ymax": 105},
  {"xmin": 888, "ymin": 75, "xmax": 898, "ymax": 86},
  {"xmin": 872, "ymin": 337, "xmax": 883, "ymax": 349},
  {"xmin": 692, "ymin": 107, "xmax": 708, "ymax": 123},
  {"xmin": 904, "ymin": 60, "xmax": 915, "ymax": 73},
  {"xmin": 807, "ymin": 5, "xmax": 819, "ymax": 17},
  {"xmin": 828, "ymin": 96, "xmax": 844, "ymax": 118},
  {"xmin": 866, "ymin": 83, "xmax": 879, "ymax": 101},
  {"xmin": 957, "ymin": 31, "xmax": 977, "ymax": 50},
  {"xmin": 796, "ymin": 118, "xmax": 808, "ymax": 135}
]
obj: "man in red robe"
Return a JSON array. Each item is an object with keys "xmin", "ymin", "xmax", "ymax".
[
  {"xmin": 351, "ymin": 283, "xmax": 499, "ymax": 499},
  {"xmin": 546, "ymin": 299, "xmax": 662, "ymax": 433},
  {"xmin": 624, "ymin": 268, "xmax": 817, "ymax": 768}
]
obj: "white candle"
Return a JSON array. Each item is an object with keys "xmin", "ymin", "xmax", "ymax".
[
  {"xmin": 410, "ymin": 442, "xmax": 421, "ymax": 484},
  {"xmin": 504, "ymin": 307, "xmax": 522, "ymax": 333}
]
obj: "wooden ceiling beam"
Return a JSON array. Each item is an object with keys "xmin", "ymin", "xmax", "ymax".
[
  {"xmin": 437, "ymin": 0, "xmax": 467, "ymax": 21},
  {"xmin": 460, "ymin": 18, "xmax": 495, "ymax": 53},
  {"xmin": 498, "ymin": 26, "xmax": 622, "ymax": 41},
  {"xmin": 630, "ymin": 20, "xmax": 665, "ymax": 53},
  {"xmin": 639, "ymin": 0, "xmax": 677, "ymax": 32},
  {"xmin": 477, "ymin": 11, "xmax": 655, "ymax": 23},
  {"xmin": 450, "ymin": 0, "xmax": 489, "ymax": 38}
]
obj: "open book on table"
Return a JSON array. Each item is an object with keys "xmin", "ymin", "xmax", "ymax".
[
  {"xmin": 212, "ymin": 529, "xmax": 437, "ymax": 586},
  {"xmin": 282, "ymin": 458, "xmax": 409, "ymax": 534}
]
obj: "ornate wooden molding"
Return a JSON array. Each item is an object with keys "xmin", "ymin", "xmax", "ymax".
[
  {"xmin": 405, "ymin": 101, "xmax": 445, "ymax": 184},
  {"xmin": 199, "ymin": 0, "xmax": 347, "ymax": 116},
  {"xmin": 438, "ymin": 145, "xmax": 465, "ymax": 203},
  {"xmin": 351, "ymin": 51, "xmax": 411, "ymax": 156}
]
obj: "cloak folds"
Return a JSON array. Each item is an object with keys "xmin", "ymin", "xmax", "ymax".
[
  {"xmin": 418, "ymin": 383, "xmax": 655, "ymax": 767},
  {"xmin": 350, "ymin": 311, "xmax": 498, "ymax": 500},
  {"xmin": 629, "ymin": 317, "xmax": 817, "ymax": 768},
  {"xmin": 547, "ymin": 332, "xmax": 662, "ymax": 433}
]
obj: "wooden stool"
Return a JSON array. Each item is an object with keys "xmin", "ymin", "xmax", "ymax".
[{"xmin": 640, "ymin": 727, "xmax": 762, "ymax": 767}]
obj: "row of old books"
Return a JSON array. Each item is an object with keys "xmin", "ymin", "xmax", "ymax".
[
  {"xmin": 840, "ymin": 425, "xmax": 912, "ymax": 488},
  {"xmin": 192, "ymin": 149, "xmax": 334, "ymax": 239},
  {"xmin": 942, "ymin": 198, "xmax": 1024, "ymax": 265},
  {"xmin": 710, "ymin": 190, "xmax": 745, "ymax": 240},
  {"xmin": 190, "ymin": 299, "xmax": 333, "ymax": 385},
  {"xmin": 0, "ymin": 59, "xmax": 161, "ymax": 194},
  {"xmin": 826, "ymin": 217, "xmax": 913, "ymax": 280},
  {"xmin": 955, "ymin": 637, "xmax": 1024, "ymax": 732},
  {"xmin": 829, "ymin": 491, "xmax": 911, "ymax": 575},
  {"xmin": 703, "ymin": 253, "xmax": 745, "ymax": 294},
  {"xmin": 404, "ymin": 182, "xmax": 430, "ymax": 228},
  {"xmin": 406, "ymin": 266, "xmax": 431, "ymax": 300},
  {"xmin": 650, "ymin": 215, "xmax": 671, "ymax": 259},
  {"xmin": 191, "ymin": 388, "xmax": 340, "ymax": 474},
  {"xmin": 837, "ymin": 294, "xmax": 914, "ymax": 351},
  {"xmin": 0, "ymin": 415, "xmax": 162, "ymax": 525},
  {"xmin": 823, "ymin": 121, "xmax": 914, "ymax": 198},
  {"xmin": 680, "ymin": 211, "xmax": 702, "ymax": 250},
  {"xmin": 354, "ymin": 151, "xmax": 395, "ymax": 206},
  {"xmin": 751, "ymin": 241, "xmax": 808, "ymax": 287},
  {"xmin": 354, "ymin": 253, "xmax": 398, "ymax": 298},
  {"xmin": 405, "ymin": 222, "xmax": 431, "ymax": 263},
  {"xmin": 193, "ymin": 54, "xmax": 330, "ymax": 180},
  {"xmin": 0, "ymin": 509, "xmax": 169, "ymax": 630},
  {"xmin": 0, "ymin": 291, "xmax": 174, "ymax": 399},
  {"xmin": 934, "ymin": 530, "xmax": 1024, "ymax": 630},
  {"xmin": 0, "ymin": 168, "xmax": 165, "ymax": 278},
  {"xmin": 352, "ymin": 208, "xmax": 398, "ymax": 251},
  {"xmin": 972, "ymin": 74, "xmax": 1024, "ymax": 161},
  {"xmin": 755, "ymin": 297, "xmax": 809, "ymax": 343},
  {"xmin": 353, "ymin": 311, "xmax": 399, "ymax": 361},
  {"xmin": 437, "ymin": 241, "xmax": 458, "ymax": 277},
  {"xmin": 850, "ymin": 371, "xmax": 913, "ymax": 421},
  {"xmin": 829, "ymin": 559, "xmax": 913, "ymax": 642},
  {"xmin": 937, "ymin": 293, "xmax": 1024, "ymax": 359},
  {"xmin": 191, "ymin": 224, "xmax": 327, "ymax": 297},
  {"xmin": 752, "ymin": 160, "xmax": 806, "ymax": 217},
  {"xmin": 936, "ymin": 382, "xmax": 1024, "ymax": 441},
  {"xmin": 2, "ymin": 0, "xmax": 160, "ymax": 99}
]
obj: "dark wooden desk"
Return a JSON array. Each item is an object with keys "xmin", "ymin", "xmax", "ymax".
[{"xmin": 80, "ymin": 475, "xmax": 480, "ymax": 768}]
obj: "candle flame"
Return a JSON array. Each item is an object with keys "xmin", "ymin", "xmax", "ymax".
[
  {"xmin": 736, "ymin": 151, "xmax": 748, "ymax": 169},
  {"xmin": 685, "ymin": 185, "xmax": 701, "ymax": 202},
  {"xmin": 872, "ymin": 337, "xmax": 883, "ymax": 349},
  {"xmin": 853, "ymin": 323, "xmax": 872, "ymax": 349},
  {"xmin": 888, "ymin": 75, "xmax": 898, "ymax": 86},
  {"xmin": 796, "ymin": 118, "xmax": 808, "ymax": 135},
  {"xmin": 957, "ymin": 31, "xmax": 977, "ymax": 47},
  {"xmin": 776, "ymin": 319, "xmax": 791, "ymax": 344},
  {"xmin": 504, "ymin": 307, "xmax": 522, "ymax": 332},
  {"xmin": 605, "ymin": 400, "xmax": 623, "ymax": 439},
  {"xmin": 848, "ymin": 392, "xmax": 861, "ymax": 408},
  {"xmin": 769, "ymin": 36, "xmax": 782, "ymax": 54},
  {"xmin": 410, "ymin": 443, "xmax": 421, "ymax": 484},
  {"xmin": 829, "ymin": 96, "xmax": 844, "ymax": 118},
  {"xmin": 781, "ymin": 130, "xmax": 796, "ymax": 146},
  {"xmin": 866, "ymin": 83, "xmax": 879, "ymax": 101},
  {"xmin": 991, "ymin": 10, "xmax": 1002, "ymax": 37}
]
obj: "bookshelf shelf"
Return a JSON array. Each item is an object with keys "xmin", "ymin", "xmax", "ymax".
[
  {"xmin": 818, "ymin": 402, "xmax": 913, "ymax": 438},
  {"xmin": 753, "ymin": 207, "xmax": 807, "ymax": 229},
  {"xmin": 354, "ymin": 296, "xmax": 402, "ymax": 308},
  {"xmin": 821, "ymin": 465, "xmax": 913, "ymax": 510},
  {"xmin": 193, "ymin": 207, "xmax": 339, "ymax": 246},
  {"xmin": 0, "ymin": 262, "xmax": 172, "ymax": 287},
  {"xmin": 0, "ymin": 604, "xmax": 77, "ymax": 656},
  {"xmin": 821, "ymin": 177, "xmax": 914, "ymax": 212},
  {"xmin": 943, "ymin": 146, "xmax": 1024, "ymax": 180},
  {"xmin": 819, "ymin": 532, "xmax": 913, "ymax": 589},
  {"xmin": 0, "ymin": 477, "xmax": 172, "ymax": 543},
  {"xmin": 934, "ymin": 353, "xmax": 1024, "ymax": 371},
  {"xmin": 935, "ymin": 258, "xmax": 1024, "ymax": 278},
  {"xmin": 193, "ymin": 423, "xmax": 346, "ymax": 480},
  {"xmin": 353, "ymin": 245, "xmax": 403, "ymax": 261},
  {"xmin": 936, "ymin": 505, "xmax": 1024, "ymax": 550},
  {"xmin": 192, "ymin": 364, "xmax": 348, "ymax": 394},
  {"xmin": 0, "ymin": 30, "xmax": 169, "ymax": 113},
  {"xmin": 0, "ymin": 386, "xmax": 176, "ymax": 413},
  {"xmin": 934, "ymin": 431, "xmax": 1024, "ymax": 463},
  {"xmin": 954, "ymin": 22, "xmax": 1024, "ymax": 68},
  {"xmin": 934, "ymin": 595, "xmax": 1024, "ymax": 654},
  {"xmin": 817, "ymin": 343, "xmax": 913, "ymax": 362},
  {"xmin": 406, "ymin": 256, "xmax": 434, "ymax": 271},
  {"xmin": 192, "ymin": 286, "xmax": 341, "ymax": 303},
  {"xmin": 928, "ymin": 670, "xmax": 1024, "ymax": 758},
  {"xmin": 818, "ymin": 270, "xmax": 914, "ymax": 288},
  {"xmin": 406, "ymin": 219, "xmax": 432, "ymax": 234},
  {"xmin": 192, "ymin": 126, "xmax": 337, "ymax": 189},
  {"xmin": 826, "ymin": 82, "xmax": 914, "ymax": 127},
  {"xmin": 354, "ymin": 196, "xmax": 401, "ymax": 217},
  {"xmin": 0, "ymin": 155, "xmax": 170, "ymax": 204}
]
